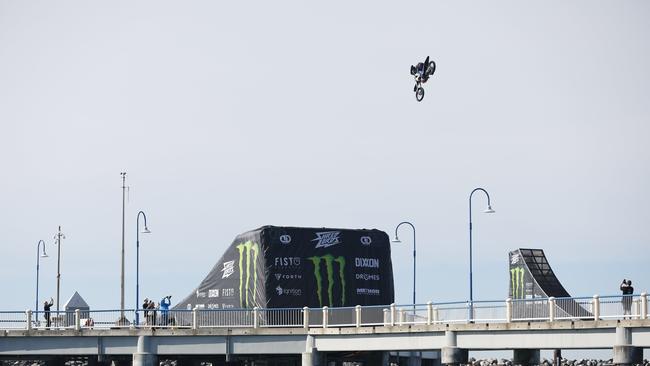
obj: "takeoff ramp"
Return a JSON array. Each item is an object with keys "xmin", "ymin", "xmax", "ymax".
[
  {"xmin": 175, "ymin": 226, "xmax": 395, "ymax": 311},
  {"xmin": 509, "ymin": 248, "xmax": 591, "ymax": 319}
]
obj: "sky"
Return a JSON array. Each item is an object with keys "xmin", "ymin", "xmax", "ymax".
[{"xmin": 1, "ymin": 0, "xmax": 649, "ymax": 335}]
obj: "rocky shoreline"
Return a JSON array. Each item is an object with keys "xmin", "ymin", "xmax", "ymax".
[{"xmin": 467, "ymin": 358, "xmax": 650, "ymax": 366}]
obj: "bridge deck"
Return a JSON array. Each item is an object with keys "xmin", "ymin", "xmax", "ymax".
[{"xmin": 1, "ymin": 320, "xmax": 649, "ymax": 356}]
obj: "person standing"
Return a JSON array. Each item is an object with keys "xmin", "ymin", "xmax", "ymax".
[
  {"xmin": 147, "ymin": 300, "xmax": 156, "ymax": 326},
  {"xmin": 142, "ymin": 298, "xmax": 150, "ymax": 325},
  {"xmin": 620, "ymin": 279, "xmax": 634, "ymax": 319},
  {"xmin": 160, "ymin": 296, "xmax": 171, "ymax": 325},
  {"xmin": 43, "ymin": 298, "xmax": 53, "ymax": 328}
]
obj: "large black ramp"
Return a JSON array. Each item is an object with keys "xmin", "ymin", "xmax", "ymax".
[
  {"xmin": 509, "ymin": 248, "xmax": 591, "ymax": 318},
  {"xmin": 176, "ymin": 226, "xmax": 395, "ymax": 310}
]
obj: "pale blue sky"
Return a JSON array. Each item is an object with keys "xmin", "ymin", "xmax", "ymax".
[{"xmin": 1, "ymin": 0, "xmax": 649, "ymax": 331}]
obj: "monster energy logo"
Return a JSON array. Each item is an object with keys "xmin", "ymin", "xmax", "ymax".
[
  {"xmin": 308, "ymin": 254, "xmax": 346, "ymax": 307},
  {"xmin": 237, "ymin": 241, "xmax": 260, "ymax": 307},
  {"xmin": 510, "ymin": 267, "xmax": 525, "ymax": 299}
]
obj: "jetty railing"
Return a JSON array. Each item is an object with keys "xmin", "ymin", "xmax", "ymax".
[{"xmin": 4, "ymin": 293, "xmax": 647, "ymax": 331}]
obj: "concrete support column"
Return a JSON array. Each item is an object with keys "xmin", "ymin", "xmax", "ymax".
[
  {"xmin": 225, "ymin": 333, "xmax": 232, "ymax": 362},
  {"xmin": 132, "ymin": 335, "xmax": 157, "ymax": 366},
  {"xmin": 552, "ymin": 349, "xmax": 562, "ymax": 366},
  {"xmin": 381, "ymin": 351, "xmax": 390, "ymax": 366},
  {"xmin": 512, "ymin": 349, "xmax": 540, "ymax": 366},
  {"xmin": 441, "ymin": 331, "xmax": 467, "ymax": 366},
  {"xmin": 303, "ymin": 335, "xmax": 323, "ymax": 366},
  {"xmin": 408, "ymin": 352, "xmax": 421, "ymax": 366},
  {"xmin": 613, "ymin": 346, "xmax": 642, "ymax": 366},
  {"xmin": 613, "ymin": 327, "xmax": 642, "ymax": 366},
  {"xmin": 302, "ymin": 349, "xmax": 322, "ymax": 366}
]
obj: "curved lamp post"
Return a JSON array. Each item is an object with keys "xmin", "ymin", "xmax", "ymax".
[
  {"xmin": 136, "ymin": 211, "xmax": 150, "ymax": 325},
  {"xmin": 392, "ymin": 221, "xmax": 416, "ymax": 305},
  {"xmin": 468, "ymin": 188, "xmax": 495, "ymax": 320},
  {"xmin": 35, "ymin": 240, "xmax": 48, "ymax": 322}
]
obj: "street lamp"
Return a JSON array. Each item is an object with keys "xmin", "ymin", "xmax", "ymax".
[
  {"xmin": 35, "ymin": 240, "xmax": 48, "ymax": 322},
  {"xmin": 120, "ymin": 172, "xmax": 127, "ymax": 320},
  {"xmin": 392, "ymin": 222, "xmax": 416, "ymax": 305},
  {"xmin": 468, "ymin": 188, "xmax": 495, "ymax": 320},
  {"xmin": 54, "ymin": 226, "xmax": 65, "ymax": 313},
  {"xmin": 135, "ymin": 210, "xmax": 150, "ymax": 326}
]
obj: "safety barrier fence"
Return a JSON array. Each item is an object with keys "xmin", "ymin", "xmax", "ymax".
[{"xmin": 4, "ymin": 293, "xmax": 647, "ymax": 331}]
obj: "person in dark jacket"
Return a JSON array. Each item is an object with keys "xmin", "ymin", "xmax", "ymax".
[
  {"xmin": 142, "ymin": 298, "xmax": 150, "ymax": 325},
  {"xmin": 43, "ymin": 298, "xmax": 54, "ymax": 328},
  {"xmin": 620, "ymin": 279, "xmax": 634, "ymax": 319},
  {"xmin": 147, "ymin": 300, "xmax": 156, "ymax": 326}
]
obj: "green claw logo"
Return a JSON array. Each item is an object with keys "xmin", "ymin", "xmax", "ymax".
[
  {"xmin": 237, "ymin": 241, "xmax": 260, "ymax": 308},
  {"xmin": 510, "ymin": 267, "xmax": 525, "ymax": 299},
  {"xmin": 308, "ymin": 254, "xmax": 346, "ymax": 307}
]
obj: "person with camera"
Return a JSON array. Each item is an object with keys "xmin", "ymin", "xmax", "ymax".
[
  {"xmin": 160, "ymin": 295, "xmax": 172, "ymax": 325},
  {"xmin": 147, "ymin": 299, "xmax": 156, "ymax": 326},
  {"xmin": 620, "ymin": 279, "xmax": 634, "ymax": 319},
  {"xmin": 43, "ymin": 297, "xmax": 54, "ymax": 329}
]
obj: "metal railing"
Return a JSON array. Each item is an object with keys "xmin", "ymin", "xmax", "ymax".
[
  {"xmin": 7, "ymin": 293, "xmax": 647, "ymax": 331},
  {"xmin": 0, "ymin": 311, "xmax": 28, "ymax": 330}
]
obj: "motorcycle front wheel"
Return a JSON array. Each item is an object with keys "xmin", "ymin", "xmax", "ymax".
[{"xmin": 415, "ymin": 87, "xmax": 425, "ymax": 102}]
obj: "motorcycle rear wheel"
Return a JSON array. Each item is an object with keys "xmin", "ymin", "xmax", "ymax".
[{"xmin": 415, "ymin": 87, "xmax": 425, "ymax": 102}]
